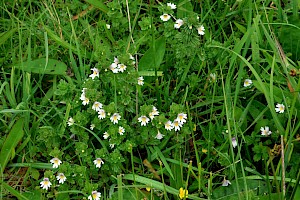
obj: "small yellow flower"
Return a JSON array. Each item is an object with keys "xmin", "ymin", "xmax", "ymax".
[
  {"xmin": 146, "ymin": 187, "xmax": 151, "ymax": 192},
  {"xmin": 202, "ymin": 148, "xmax": 208, "ymax": 153},
  {"xmin": 179, "ymin": 187, "xmax": 188, "ymax": 199}
]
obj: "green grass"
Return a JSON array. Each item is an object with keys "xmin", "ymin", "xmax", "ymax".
[{"xmin": 1, "ymin": 0, "xmax": 300, "ymax": 199}]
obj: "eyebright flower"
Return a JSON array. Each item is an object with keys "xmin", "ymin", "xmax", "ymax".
[
  {"xmin": 155, "ymin": 130, "xmax": 164, "ymax": 140},
  {"xmin": 197, "ymin": 25, "xmax": 205, "ymax": 35},
  {"xmin": 117, "ymin": 63, "xmax": 127, "ymax": 73},
  {"xmin": 177, "ymin": 113, "xmax": 187, "ymax": 124},
  {"xmin": 98, "ymin": 109, "xmax": 106, "ymax": 119},
  {"xmin": 92, "ymin": 101, "xmax": 103, "ymax": 112},
  {"xmin": 109, "ymin": 141, "xmax": 115, "ymax": 149},
  {"xmin": 244, "ymin": 79, "xmax": 252, "ymax": 87},
  {"xmin": 165, "ymin": 120, "xmax": 174, "ymax": 131},
  {"xmin": 103, "ymin": 132, "xmax": 109, "ymax": 139},
  {"xmin": 138, "ymin": 115, "xmax": 150, "ymax": 126},
  {"xmin": 67, "ymin": 117, "xmax": 74, "ymax": 126},
  {"xmin": 222, "ymin": 178, "xmax": 231, "ymax": 186},
  {"xmin": 56, "ymin": 173, "xmax": 67, "ymax": 184},
  {"xmin": 110, "ymin": 63, "xmax": 119, "ymax": 73},
  {"xmin": 174, "ymin": 19, "xmax": 184, "ymax": 29},
  {"xmin": 173, "ymin": 119, "xmax": 183, "ymax": 131},
  {"xmin": 88, "ymin": 191, "xmax": 101, "ymax": 200},
  {"xmin": 231, "ymin": 137, "xmax": 237, "ymax": 148},
  {"xmin": 275, "ymin": 103, "xmax": 285, "ymax": 113},
  {"xmin": 110, "ymin": 113, "xmax": 121, "ymax": 124},
  {"xmin": 93, "ymin": 158, "xmax": 104, "ymax": 168},
  {"xmin": 50, "ymin": 157, "xmax": 62, "ymax": 168},
  {"xmin": 138, "ymin": 76, "xmax": 144, "ymax": 86},
  {"xmin": 106, "ymin": 24, "xmax": 111, "ymax": 29},
  {"xmin": 160, "ymin": 14, "xmax": 171, "ymax": 21},
  {"xmin": 149, "ymin": 106, "xmax": 160, "ymax": 120},
  {"xmin": 89, "ymin": 67, "xmax": 99, "ymax": 79},
  {"xmin": 40, "ymin": 178, "xmax": 52, "ymax": 190},
  {"xmin": 178, "ymin": 187, "xmax": 188, "ymax": 199},
  {"xmin": 167, "ymin": 2, "xmax": 176, "ymax": 9},
  {"xmin": 210, "ymin": 73, "xmax": 217, "ymax": 82},
  {"xmin": 118, "ymin": 126, "xmax": 125, "ymax": 135},
  {"xmin": 114, "ymin": 57, "xmax": 119, "ymax": 64},
  {"xmin": 260, "ymin": 126, "xmax": 272, "ymax": 136},
  {"xmin": 90, "ymin": 124, "xmax": 95, "ymax": 130},
  {"xmin": 81, "ymin": 96, "xmax": 90, "ymax": 106}
]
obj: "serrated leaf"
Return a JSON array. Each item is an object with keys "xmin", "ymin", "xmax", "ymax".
[
  {"xmin": 30, "ymin": 168, "xmax": 40, "ymax": 180},
  {"xmin": 12, "ymin": 58, "xmax": 67, "ymax": 75}
]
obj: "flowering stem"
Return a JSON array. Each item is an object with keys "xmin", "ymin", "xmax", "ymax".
[{"xmin": 114, "ymin": 74, "xmax": 117, "ymax": 109}]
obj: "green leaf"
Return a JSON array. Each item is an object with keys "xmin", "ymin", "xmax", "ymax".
[
  {"xmin": 84, "ymin": 0, "xmax": 108, "ymax": 13},
  {"xmin": 123, "ymin": 174, "xmax": 204, "ymax": 200},
  {"xmin": 1, "ymin": 182, "xmax": 29, "ymax": 200},
  {"xmin": 0, "ymin": 118, "xmax": 24, "ymax": 175},
  {"xmin": 139, "ymin": 37, "xmax": 166, "ymax": 71},
  {"xmin": 153, "ymin": 146, "xmax": 174, "ymax": 180},
  {"xmin": 0, "ymin": 28, "xmax": 17, "ymax": 46},
  {"xmin": 12, "ymin": 58, "xmax": 67, "ymax": 75}
]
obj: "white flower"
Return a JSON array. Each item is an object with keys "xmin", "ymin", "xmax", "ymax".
[
  {"xmin": 93, "ymin": 158, "xmax": 104, "ymax": 168},
  {"xmin": 275, "ymin": 103, "xmax": 285, "ymax": 113},
  {"xmin": 177, "ymin": 113, "xmax": 187, "ymax": 124},
  {"xmin": 103, "ymin": 132, "xmax": 109, "ymax": 139},
  {"xmin": 173, "ymin": 119, "xmax": 183, "ymax": 131},
  {"xmin": 56, "ymin": 173, "xmax": 67, "ymax": 184},
  {"xmin": 243, "ymin": 79, "xmax": 252, "ymax": 87},
  {"xmin": 109, "ymin": 141, "xmax": 115, "ymax": 149},
  {"xmin": 138, "ymin": 115, "xmax": 150, "ymax": 126},
  {"xmin": 106, "ymin": 24, "xmax": 111, "ymax": 29},
  {"xmin": 167, "ymin": 2, "xmax": 176, "ymax": 9},
  {"xmin": 92, "ymin": 101, "xmax": 103, "ymax": 112},
  {"xmin": 210, "ymin": 73, "xmax": 216, "ymax": 82},
  {"xmin": 260, "ymin": 126, "xmax": 272, "ymax": 136},
  {"xmin": 90, "ymin": 124, "xmax": 95, "ymax": 130},
  {"xmin": 40, "ymin": 178, "xmax": 52, "ymax": 190},
  {"xmin": 88, "ymin": 191, "xmax": 101, "ymax": 200},
  {"xmin": 82, "ymin": 96, "xmax": 90, "ymax": 106},
  {"xmin": 98, "ymin": 109, "xmax": 106, "ymax": 119},
  {"xmin": 165, "ymin": 120, "xmax": 174, "ymax": 131},
  {"xmin": 118, "ymin": 126, "xmax": 125, "ymax": 135},
  {"xmin": 89, "ymin": 67, "xmax": 99, "ymax": 79},
  {"xmin": 110, "ymin": 63, "xmax": 119, "ymax": 73},
  {"xmin": 197, "ymin": 25, "xmax": 205, "ymax": 35},
  {"xmin": 81, "ymin": 88, "xmax": 87, "ymax": 93},
  {"xmin": 117, "ymin": 63, "xmax": 127, "ymax": 73},
  {"xmin": 114, "ymin": 57, "xmax": 119, "ymax": 64},
  {"xmin": 138, "ymin": 76, "xmax": 144, "ymax": 86},
  {"xmin": 231, "ymin": 137, "xmax": 237, "ymax": 148},
  {"xmin": 80, "ymin": 92, "xmax": 86, "ymax": 101},
  {"xmin": 160, "ymin": 14, "xmax": 171, "ymax": 21},
  {"xmin": 174, "ymin": 19, "xmax": 184, "ymax": 29},
  {"xmin": 67, "ymin": 117, "xmax": 74, "ymax": 126},
  {"xmin": 50, "ymin": 157, "xmax": 62, "ymax": 168},
  {"xmin": 155, "ymin": 130, "xmax": 164, "ymax": 140},
  {"xmin": 110, "ymin": 113, "xmax": 121, "ymax": 124},
  {"xmin": 222, "ymin": 178, "xmax": 231, "ymax": 186},
  {"xmin": 149, "ymin": 106, "xmax": 160, "ymax": 120}
]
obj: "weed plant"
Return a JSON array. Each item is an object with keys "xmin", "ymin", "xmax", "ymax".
[{"xmin": 0, "ymin": 0, "xmax": 300, "ymax": 200}]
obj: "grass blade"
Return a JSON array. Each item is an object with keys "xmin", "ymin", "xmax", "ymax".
[{"xmin": 0, "ymin": 118, "xmax": 24, "ymax": 175}]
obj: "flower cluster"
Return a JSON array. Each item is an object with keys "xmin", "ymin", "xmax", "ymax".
[
  {"xmin": 109, "ymin": 56, "xmax": 135, "ymax": 74},
  {"xmin": 80, "ymin": 88, "xmax": 89, "ymax": 106},
  {"xmin": 40, "ymin": 158, "xmax": 67, "ymax": 190},
  {"xmin": 164, "ymin": 113, "xmax": 187, "ymax": 132},
  {"xmin": 159, "ymin": 2, "xmax": 205, "ymax": 35}
]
